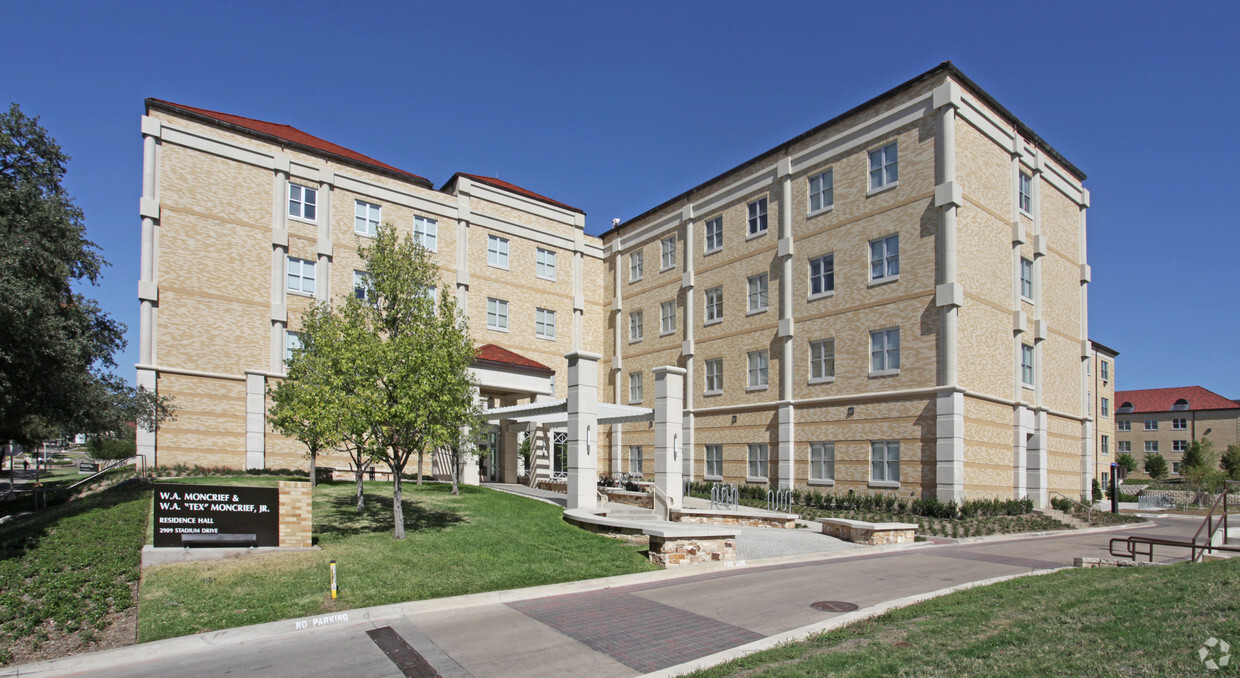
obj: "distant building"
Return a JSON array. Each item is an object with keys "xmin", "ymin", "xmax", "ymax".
[
  {"xmin": 1114, "ymin": 386, "xmax": 1240, "ymax": 476},
  {"xmin": 1088, "ymin": 341, "xmax": 1119, "ymax": 487}
]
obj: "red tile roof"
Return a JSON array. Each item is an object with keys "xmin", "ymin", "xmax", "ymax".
[
  {"xmin": 1114, "ymin": 386, "xmax": 1239, "ymax": 414},
  {"xmin": 445, "ymin": 173, "xmax": 584, "ymax": 215},
  {"xmin": 146, "ymin": 99, "xmax": 431, "ymax": 186},
  {"xmin": 473, "ymin": 344, "xmax": 554, "ymax": 375}
]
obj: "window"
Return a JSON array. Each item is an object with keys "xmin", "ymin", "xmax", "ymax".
[
  {"xmin": 1145, "ymin": 440, "xmax": 1159, "ymax": 453},
  {"xmin": 747, "ymin": 350, "xmax": 769, "ymax": 389},
  {"xmin": 353, "ymin": 200, "xmax": 381, "ymax": 236},
  {"xmin": 1021, "ymin": 344, "xmax": 1035, "ymax": 386},
  {"xmin": 1101, "ymin": 398, "xmax": 1110, "ymax": 418},
  {"xmin": 747, "ymin": 197, "xmax": 768, "ymax": 237},
  {"xmin": 660, "ymin": 300, "xmax": 677, "ymax": 334},
  {"xmin": 1100, "ymin": 360, "xmax": 1110, "ymax": 382},
  {"xmin": 1019, "ymin": 171, "xmax": 1033, "ymax": 214},
  {"xmin": 1100, "ymin": 435, "xmax": 1110, "ymax": 455},
  {"xmin": 353, "ymin": 270, "xmax": 373, "ymax": 300},
  {"xmin": 1118, "ymin": 441, "xmax": 1131, "ymax": 453},
  {"xmin": 284, "ymin": 330, "xmax": 301, "ymax": 366},
  {"xmin": 810, "ymin": 442, "xmax": 835, "ymax": 482},
  {"xmin": 871, "ymin": 328, "xmax": 901, "ymax": 374},
  {"xmin": 704, "ymin": 287, "xmax": 723, "ymax": 324},
  {"xmin": 868, "ymin": 142, "xmax": 898, "ymax": 191},
  {"xmin": 871, "ymin": 441, "xmax": 900, "ymax": 483},
  {"xmin": 809, "ymin": 170, "xmax": 834, "ymax": 213},
  {"xmin": 747, "ymin": 443, "xmax": 769, "ymax": 479},
  {"xmin": 286, "ymin": 257, "xmax": 316, "ymax": 295},
  {"xmin": 1144, "ymin": 419, "xmax": 1158, "ymax": 431},
  {"xmin": 629, "ymin": 372, "xmax": 643, "ymax": 403},
  {"xmin": 629, "ymin": 310, "xmax": 643, "ymax": 342},
  {"xmin": 705, "ymin": 445, "xmax": 723, "ymax": 478},
  {"xmin": 747, "ymin": 273, "xmax": 769, "ymax": 313},
  {"xmin": 810, "ymin": 339, "xmax": 835, "ymax": 382},
  {"xmin": 535, "ymin": 308, "xmax": 556, "ymax": 340},
  {"xmin": 629, "ymin": 446, "xmax": 643, "ymax": 476},
  {"xmin": 661, "ymin": 235, "xmax": 677, "ymax": 271},
  {"xmin": 629, "ymin": 251, "xmax": 644, "ymax": 282},
  {"xmin": 1172, "ymin": 418, "xmax": 1187, "ymax": 430},
  {"xmin": 870, "ymin": 235, "xmax": 899, "ymax": 281},
  {"xmin": 552, "ymin": 431, "xmax": 568, "ymax": 476},
  {"xmin": 487, "ymin": 235, "xmax": 509, "ymax": 269},
  {"xmin": 1118, "ymin": 420, "xmax": 1131, "ymax": 432},
  {"xmin": 809, "ymin": 254, "xmax": 834, "ymax": 298},
  {"xmin": 536, "ymin": 248, "xmax": 556, "ymax": 280},
  {"xmin": 1173, "ymin": 462, "xmax": 1182, "ymax": 475},
  {"xmin": 1020, "ymin": 258, "xmax": 1034, "ymax": 300},
  {"xmin": 288, "ymin": 183, "xmax": 317, "ymax": 221},
  {"xmin": 1102, "ymin": 471, "xmax": 1109, "ymax": 488},
  {"xmin": 704, "ymin": 217, "xmax": 723, "ymax": 254},
  {"xmin": 1173, "ymin": 440, "xmax": 1188, "ymax": 453},
  {"xmin": 414, "ymin": 216, "xmax": 438, "ymax": 251},
  {"xmin": 1172, "ymin": 398, "xmax": 1190, "ymax": 411},
  {"xmin": 704, "ymin": 358, "xmax": 723, "ymax": 395},
  {"xmin": 486, "ymin": 298, "xmax": 508, "ymax": 331}
]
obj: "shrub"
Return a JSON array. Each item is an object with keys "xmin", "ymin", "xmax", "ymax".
[
  {"xmin": 1092, "ymin": 478, "xmax": 1103, "ymax": 502},
  {"xmin": 1143, "ymin": 452, "xmax": 1168, "ymax": 480}
]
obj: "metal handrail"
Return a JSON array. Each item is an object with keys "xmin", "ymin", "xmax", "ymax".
[
  {"xmin": 1110, "ymin": 480, "xmax": 1239, "ymax": 563},
  {"xmin": 1048, "ymin": 491, "xmax": 1092, "ymax": 526},
  {"xmin": 650, "ymin": 484, "xmax": 672, "ymax": 521}
]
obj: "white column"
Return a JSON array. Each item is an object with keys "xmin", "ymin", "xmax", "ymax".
[
  {"xmin": 458, "ymin": 387, "xmax": 482, "ymax": 486},
  {"xmin": 244, "ymin": 371, "xmax": 266, "ymax": 470},
  {"xmin": 934, "ymin": 84, "xmax": 964, "ymax": 503},
  {"xmin": 611, "ymin": 243, "xmax": 624, "ymax": 475},
  {"xmin": 680, "ymin": 206, "xmax": 696, "ymax": 480},
  {"xmin": 1027, "ymin": 409, "xmax": 1048, "ymax": 508},
  {"xmin": 1013, "ymin": 405, "xmax": 1032, "ymax": 499},
  {"xmin": 776, "ymin": 159, "xmax": 795, "ymax": 489},
  {"xmin": 136, "ymin": 117, "xmax": 161, "ymax": 468},
  {"xmin": 653, "ymin": 366, "xmax": 685, "ymax": 508},
  {"xmin": 936, "ymin": 389, "xmax": 965, "ymax": 502},
  {"xmin": 135, "ymin": 368, "xmax": 157, "ymax": 466},
  {"xmin": 270, "ymin": 159, "xmax": 290, "ymax": 373},
  {"xmin": 566, "ymin": 351, "xmax": 600, "ymax": 509},
  {"xmin": 316, "ymin": 171, "xmax": 333, "ymax": 302}
]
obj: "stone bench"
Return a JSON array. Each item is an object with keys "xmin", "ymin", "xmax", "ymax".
[
  {"xmin": 818, "ymin": 517, "xmax": 916, "ymax": 545},
  {"xmin": 563, "ymin": 508, "xmax": 737, "ymax": 567},
  {"xmin": 671, "ymin": 507, "xmax": 797, "ymax": 529}
]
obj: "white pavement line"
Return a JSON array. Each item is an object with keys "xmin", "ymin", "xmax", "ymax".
[{"xmin": 642, "ymin": 568, "xmax": 1069, "ymax": 678}]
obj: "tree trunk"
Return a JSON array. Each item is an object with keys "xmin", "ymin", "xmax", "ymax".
[
  {"xmin": 450, "ymin": 446, "xmax": 460, "ymax": 495},
  {"xmin": 309, "ymin": 447, "xmax": 317, "ymax": 489},
  {"xmin": 416, "ymin": 451, "xmax": 423, "ymax": 485},
  {"xmin": 355, "ymin": 463, "xmax": 365, "ymax": 513},
  {"xmin": 392, "ymin": 466, "xmax": 405, "ymax": 539}
]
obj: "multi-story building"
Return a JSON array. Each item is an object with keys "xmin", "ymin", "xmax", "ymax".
[
  {"xmin": 138, "ymin": 62, "xmax": 1095, "ymax": 504},
  {"xmin": 1115, "ymin": 386, "xmax": 1240, "ymax": 476},
  {"xmin": 1089, "ymin": 341, "xmax": 1119, "ymax": 487}
]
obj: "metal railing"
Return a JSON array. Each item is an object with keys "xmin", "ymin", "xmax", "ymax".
[
  {"xmin": 711, "ymin": 482, "xmax": 738, "ymax": 511},
  {"xmin": 767, "ymin": 487, "xmax": 791, "ymax": 513},
  {"xmin": 1048, "ymin": 491, "xmax": 1093, "ymax": 526},
  {"xmin": 650, "ymin": 484, "xmax": 672, "ymax": 521},
  {"xmin": 6, "ymin": 455, "xmax": 147, "ymax": 512},
  {"xmin": 1110, "ymin": 480, "xmax": 1239, "ymax": 563}
]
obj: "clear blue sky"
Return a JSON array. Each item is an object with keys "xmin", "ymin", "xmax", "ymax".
[{"xmin": 3, "ymin": 1, "xmax": 1237, "ymax": 396}]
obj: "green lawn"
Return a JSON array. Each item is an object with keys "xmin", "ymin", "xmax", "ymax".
[
  {"xmin": 688, "ymin": 558, "xmax": 1240, "ymax": 677},
  {"xmin": 0, "ymin": 481, "xmax": 150, "ymax": 665},
  {"xmin": 138, "ymin": 479, "xmax": 657, "ymax": 642}
]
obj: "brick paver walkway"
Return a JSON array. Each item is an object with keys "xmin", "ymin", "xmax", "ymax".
[{"xmin": 508, "ymin": 589, "xmax": 763, "ymax": 673}]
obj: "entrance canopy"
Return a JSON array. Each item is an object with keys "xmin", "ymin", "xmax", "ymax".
[{"xmin": 483, "ymin": 399, "xmax": 652, "ymax": 427}]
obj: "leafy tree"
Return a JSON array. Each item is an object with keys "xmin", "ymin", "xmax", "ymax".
[
  {"xmin": 1180, "ymin": 439, "xmax": 1211, "ymax": 472},
  {"xmin": 0, "ymin": 104, "xmax": 127, "ymax": 446},
  {"xmin": 349, "ymin": 224, "xmax": 479, "ymax": 537},
  {"xmin": 1181, "ymin": 439, "xmax": 1223, "ymax": 503},
  {"xmin": 1221, "ymin": 444, "xmax": 1240, "ymax": 482},
  {"xmin": 1143, "ymin": 452, "xmax": 1168, "ymax": 480},
  {"xmin": 1115, "ymin": 452, "xmax": 1137, "ymax": 475},
  {"xmin": 269, "ymin": 304, "xmax": 344, "ymax": 489},
  {"xmin": 1091, "ymin": 478, "xmax": 1103, "ymax": 502},
  {"xmin": 86, "ymin": 426, "xmax": 136, "ymax": 461}
]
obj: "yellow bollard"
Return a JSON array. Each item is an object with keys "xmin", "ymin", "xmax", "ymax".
[{"xmin": 330, "ymin": 560, "xmax": 337, "ymax": 599}]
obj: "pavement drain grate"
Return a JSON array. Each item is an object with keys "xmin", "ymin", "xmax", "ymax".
[
  {"xmin": 811, "ymin": 601, "xmax": 859, "ymax": 613},
  {"xmin": 366, "ymin": 626, "xmax": 442, "ymax": 678}
]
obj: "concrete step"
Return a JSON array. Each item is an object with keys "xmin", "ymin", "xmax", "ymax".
[{"xmin": 1036, "ymin": 508, "xmax": 1089, "ymax": 529}]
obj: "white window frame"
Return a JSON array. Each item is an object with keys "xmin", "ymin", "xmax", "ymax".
[
  {"xmin": 660, "ymin": 300, "xmax": 677, "ymax": 335},
  {"xmin": 629, "ymin": 310, "xmax": 643, "ymax": 343},
  {"xmin": 705, "ymin": 444, "xmax": 723, "ymax": 479},
  {"xmin": 353, "ymin": 270, "xmax": 373, "ymax": 301},
  {"xmin": 1118, "ymin": 441, "xmax": 1131, "ymax": 453},
  {"xmin": 868, "ymin": 142, "xmax": 898, "ymax": 193},
  {"xmin": 486, "ymin": 298, "xmax": 509, "ymax": 332},
  {"xmin": 536, "ymin": 247, "xmax": 557, "ymax": 281},
  {"xmin": 629, "ymin": 445, "xmax": 643, "ymax": 476},
  {"xmin": 413, "ymin": 215, "xmax": 438, "ymax": 252},
  {"xmin": 629, "ymin": 372, "xmax": 643, "ymax": 404},
  {"xmin": 810, "ymin": 339, "xmax": 835, "ymax": 383},
  {"xmin": 869, "ymin": 234, "xmax": 899, "ymax": 283},
  {"xmin": 808, "ymin": 169, "xmax": 834, "ymax": 214},
  {"xmin": 1144, "ymin": 419, "xmax": 1158, "ymax": 431},
  {"xmin": 535, "ymin": 308, "xmax": 556, "ymax": 340},
  {"xmin": 1019, "ymin": 170, "xmax": 1033, "ymax": 215},
  {"xmin": 288, "ymin": 183, "xmax": 317, "ymax": 222},
  {"xmin": 629, "ymin": 251, "xmax": 644, "ymax": 282},
  {"xmin": 1173, "ymin": 440, "xmax": 1187, "ymax": 453},
  {"xmin": 1100, "ymin": 435, "xmax": 1110, "ymax": 455},
  {"xmin": 704, "ymin": 286, "xmax": 723, "ymax": 325},
  {"xmin": 870, "ymin": 328, "xmax": 900, "ymax": 376},
  {"xmin": 809, "ymin": 254, "xmax": 834, "ymax": 299},
  {"xmin": 1145, "ymin": 440, "xmax": 1159, "ymax": 454},
  {"xmin": 1173, "ymin": 461, "xmax": 1183, "ymax": 475},
  {"xmin": 286, "ymin": 256, "xmax": 316, "ymax": 295},
  {"xmin": 1118, "ymin": 420, "xmax": 1131, "ymax": 432},
  {"xmin": 704, "ymin": 358, "xmax": 723, "ymax": 395},
  {"xmin": 1021, "ymin": 344, "xmax": 1035, "ymax": 387},
  {"xmin": 746, "ymin": 197, "xmax": 768, "ymax": 238},
  {"xmin": 1100, "ymin": 398, "xmax": 1110, "ymax": 418},
  {"xmin": 661, "ymin": 235, "xmax": 677, "ymax": 271},
  {"xmin": 1172, "ymin": 417, "xmax": 1187, "ymax": 430},
  {"xmin": 1020, "ymin": 257, "xmax": 1034, "ymax": 301},
  {"xmin": 284, "ymin": 330, "xmax": 302, "ymax": 367},
  {"xmin": 871, "ymin": 440, "xmax": 900, "ymax": 485},
  {"xmin": 354, "ymin": 200, "xmax": 381, "ymax": 237},
  {"xmin": 810, "ymin": 441, "xmax": 835, "ymax": 484},
  {"xmin": 747, "ymin": 443, "xmax": 769, "ymax": 481},
  {"xmin": 487, "ymin": 235, "xmax": 510, "ymax": 269},
  {"xmin": 704, "ymin": 217, "xmax": 723, "ymax": 254},
  {"xmin": 1100, "ymin": 360, "xmax": 1110, "ymax": 382},
  {"xmin": 747, "ymin": 349, "xmax": 769, "ymax": 390},
  {"xmin": 747, "ymin": 273, "xmax": 769, "ymax": 314}
]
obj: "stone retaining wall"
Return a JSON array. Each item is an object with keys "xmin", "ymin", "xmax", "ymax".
[
  {"xmin": 819, "ymin": 518, "xmax": 916, "ymax": 545},
  {"xmin": 648, "ymin": 535, "xmax": 736, "ymax": 567},
  {"xmin": 671, "ymin": 510, "xmax": 795, "ymax": 529},
  {"xmin": 603, "ymin": 489, "xmax": 653, "ymax": 508}
]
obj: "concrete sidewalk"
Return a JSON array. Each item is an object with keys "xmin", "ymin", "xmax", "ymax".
[{"xmin": 3, "ymin": 515, "xmax": 1183, "ymax": 678}]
